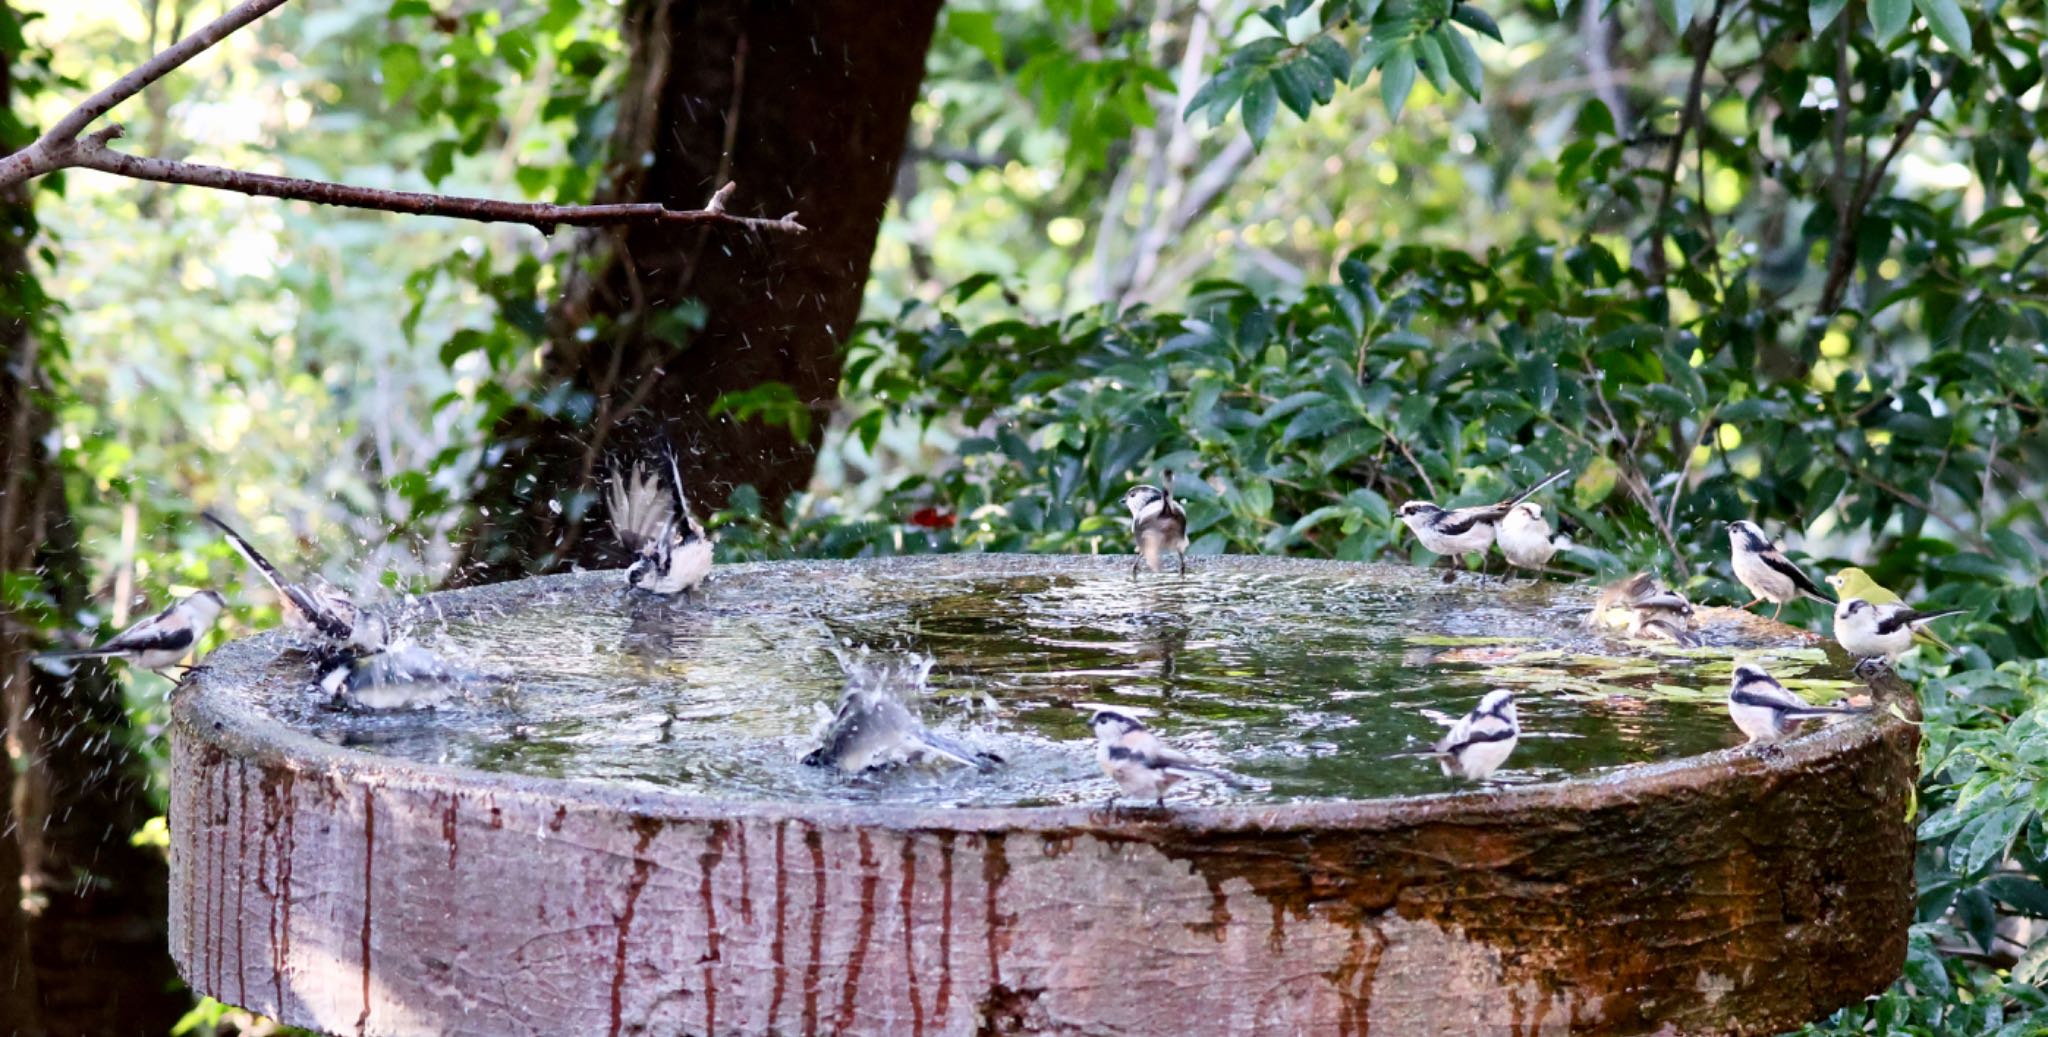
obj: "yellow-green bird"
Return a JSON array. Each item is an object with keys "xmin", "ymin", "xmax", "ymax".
[{"xmin": 1825, "ymin": 567, "xmax": 1961, "ymax": 656}]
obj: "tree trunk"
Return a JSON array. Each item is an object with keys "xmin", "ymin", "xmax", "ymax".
[
  {"xmin": 0, "ymin": 9, "xmax": 185, "ymax": 1031},
  {"xmin": 457, "ymin": 0, "xmax": 942, "ymax": 582}
]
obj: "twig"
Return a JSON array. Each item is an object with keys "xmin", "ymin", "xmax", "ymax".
[
  {"xmin": 1833, "ymin": 444, "xmax": 1988, "ymax": 551},
  {"xmin": 1391, "ymin": 436, "xmax": 1438, "ymax": 500},
  {"xmin": 1814, "ymin": 65, "xmax": 1951, "ymax": 320},
  {"xmin": 56, "ymin": 128, "xmax": 802, "ymax": 234},
  {"xmin": 1644, "ymin": 0, "xmax": 1726, "ymax": 288}
]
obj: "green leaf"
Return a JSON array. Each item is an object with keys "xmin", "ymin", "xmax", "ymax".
[
  {"xmin": 1306, "ymin": 35, "xmax": 1353, "ymax": 84},
  {"xmin": 1807, "ymin": 0, "xmax": 1850, "ymax": 29},
  {"xmin": 1912, "ymin": 0, "xmax": 1972, "ymax": 53},
  {"xmin": 1439, "ymin": 26, "xmax": 1484, "ymax": 101},
  {"xmin": 1411, "ymin": 32, "xmax": 1449, "ymax": 93},
  {"xmin": 1242, "ymin": 73, "xmax": 1279, "ymax": 145},
  {"xmin": 1379, "ymin": 46, "xmax": 1417, "ymax": 119},
  {"xmin": 947, "ymin": 10, "xmax": 1005, "ymax": 69},
  {"xmin": 378, "ymin": 43, "xmax": 423, "ymax": 103},
  {"xmin": 1870, "ymin": 0, "xmax": 1910, "ymax": 39},
  {"xmin": 1653, "ymin": 0, "xmax": 1695, "ymax": 33},
  {"xmin": 422, "ymin": 139, "xmax": 457, "ymax": 184},
  {"xmin": 1450, "ymin": 4, "xmax": 1503, "ymax": 42},
  {"xmin": 1272, "ymin": 60, "xmax": 1315, "ymax": 119}
]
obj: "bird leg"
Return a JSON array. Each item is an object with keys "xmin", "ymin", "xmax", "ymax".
[
  {"xmin": 1178, "ymin": 552, "xmax": 1187, "ymax": 578},
  {"xmin": 1771, "ymin": 602, "xmax": 1785, "ymax": 621}
]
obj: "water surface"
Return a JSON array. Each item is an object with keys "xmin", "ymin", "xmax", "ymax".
[{"xmin": 262, "ymin": 557, "xmax": 1858, "ymax": 807}]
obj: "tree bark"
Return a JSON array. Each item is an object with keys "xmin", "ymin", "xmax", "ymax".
[
  {"xmin": 457, "ymin": 0, "xmax": 943, "ymax": 582},
  {"xmin": 0, "ymin": 9, "xmax": 185, "ymax": 1031}
]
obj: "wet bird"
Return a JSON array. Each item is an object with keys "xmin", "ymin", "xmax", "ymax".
[
  {"xmin": 1726, "ymin": 663, "xmax": 1863, "ymax": 743},
  {"xmin": 1727, "ymin": 520, "xmax": 1834, "ymax": 620},
  {"xmin": 203, "ymin": 511, "xmax": 386, "ymax": 653},
  {"xmin": 1827, "ymin": 567, "xmax": 1958, "ymax": 656},
  {"xmin": 317, "ymin": 642, "xmax": 471, "ymax": 711},
  {"xmin": 1834, "ymin": 598, "xmax": 1967, "ymax": 668},
  {"xmin": 1122, "ymin": 473, "xmax": 1190, "ymax": 577},
  {"xmin": 1431, "ymin": 689, "xmax": 1520, "ymax": 781},
  {"xmin": 1589, "ymin": 571, "xmax": 1699, "ymax": 646},
  {"xmin": 1497, "ymin": 502, "xmax": 1570, "ymax": 573},
  {"xmin": 1396, "ymin": 470, "xmax": 1570, "ymax": 572},
  {"xmin": 609, "ymin": 446, "xmax": 714, "ymax": 598},
  {"xmin": 33, "ymin": 590, "xmax": 226, "ymax": 674},
  {"xmin": 1090, "ymin": 708, "xmax": 1251, "ymax": 807},
  {"xmin": 803, "ymin": 656, "xmax": 1001, "ymax": 774}
]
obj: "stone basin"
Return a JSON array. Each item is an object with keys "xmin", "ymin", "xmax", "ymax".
[{"xmin": 168, "ymin": 555, "xmax": 1917, "ymax": 1036}]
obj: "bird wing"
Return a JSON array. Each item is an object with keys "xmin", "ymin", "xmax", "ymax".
[
  {"xmin": 1436, "ymin": 712, "xmax": 1515, "ymax": 755},
  {"xmin": 660, "ymin": 443, "xmax": 708, "ymax": 543},
  {"xmin": 608, "ymin": 460, "xmax": 675, "ymax": 553},
  {"xmin": 1434, "ymin": 506, "xmax": 1507, "ymax": 537},
  {"xmin": 104, "ymin": 611, "xmax": 197, "ymax": 656},
  {"xmin": 1759, "ymin": 549, "xmax": 1833, "ymax": 601}
]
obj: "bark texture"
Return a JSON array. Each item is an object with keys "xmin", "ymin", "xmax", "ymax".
[
  {"xmin": 0, "ymin": 14, "xmax": 185, "ymax": 1031},
  {"xmin": 457, "ymin": 0, "xmax": 942, "ymax": 583},
  {"xmin": 170, "ymin": 560, "xmax": 1918, "ymax": 1037}
]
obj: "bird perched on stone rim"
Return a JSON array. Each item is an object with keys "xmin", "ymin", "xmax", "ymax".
[
  {"xmin": 1727, "ymin": 520, "xmax": 1834, "ymax": 621},
  {"xmin": 33, "ymin": 590, "xmax": 226, "ymax": 675},
  {"xmin": 203, "ymin": 511, "xmax": 387, "ymax": 654},
  {"xmin": 1826, "ymin": 567, "xmax": 1959, "ymax": 656},
  {"xmin": 1834, "ymin": 598, "xmax": 1968, "ymax": 670},
  {"xmin": 1090, "ymin": 708, "xmax": 1251, "ymax": 807},
  {"xmin": 1497, "ymin": 502, "xmax": 1572, "ymax": 573},
  {"xmin": 1122, "ymin": 472, "xmax": 1190, "ymax": 578},
  {"xmin": 1396, "ymin": 469, "xmax": 1570, "ymax": 574},
  {"xmin": 608, "ymin": 443, "xmax": 714, "ymax": 598},
  {"xmin": 1726, "ymin": 662, "xmax": 1864, "ymax": 743}
]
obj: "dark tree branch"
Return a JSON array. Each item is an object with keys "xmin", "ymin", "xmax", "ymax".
[
  {"xmin": 1813, "ymin": 66, "xmax": 1950, "ymax": 322},
  {"xmin": 0, "ymin": 0, "xmax": 803, "ymax": 235},
  {"xmin": 1644, "ymin": 0, "xmax": 1727, "ymax": 289},
  {"xmin": 56, "ymin": 129, "xmax": 804, "ymax": 233}
]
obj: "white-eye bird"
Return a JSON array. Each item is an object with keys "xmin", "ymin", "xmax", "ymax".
[
  {"xmin": 33, "ymin": 591, "xmax": 226, "ymax": 674},
  {"xmin": 1827, "ymin": 567, "xmax": 1959, "ymax": 656},
  {"xmin": 1397, "ymin": 469, "xmax": 1570, "ymax": 570},
  {"xmin": 1090, "ymin": 709, "xmax": 1251, "ymax": 807},
  {"xmin": 1727, "ymin": 520, "xmax": 1834, "ymax": 620},
  {"xmin": 203, "ymin": 511, "xmax": 387, "ymax": 653},
  {"xmin": 608, "ymin": 446, "xmax": 714, "ymax": 598},
  {"xmin": 1834, "ymin": 598, "xmax": 1967, "ymax": 667},
  {"xmin": 1497, "ymin": 502, "xmax": 1570, "ymax": 572},
  {"xmin": 1122, "ymin": 473, "xmax": 1190, "ymax": 577},
  {"xmin": 1726, "ymin": 663, "xmax": 1863, "ymax": 743},
  {"xmin": 1589, "ymin": 572, "xmax": 1699, "ymax": 646},
  {"xmin": 1432, "ymin": 689, "xmax": 1520, "ymax": 781}
]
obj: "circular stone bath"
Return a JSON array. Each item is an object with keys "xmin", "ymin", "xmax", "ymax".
[{"xmin": 169, "ymin": 556, "xmax": 1917, "ymax": 1037}]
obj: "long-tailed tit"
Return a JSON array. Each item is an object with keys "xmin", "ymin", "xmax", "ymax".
[
  {"xmin": 1089, "ymin": 709, "xmax": 1251, "ymax": 807},
  {"xmin": 1498, "ymin": 502, "xmax": 1570, "ymax": 572},
  {"xmin": 1122, "ymin": 472, "xmax": 1189, "ymax": 577},
  {"xmin": 803, "ymin": 663, "xmax": 1001, "ymax": 774},
  {"xmin": 1431, "ymin": 689, "xmax": 1519, "ymax": 781},
  {"xmin": 203, "ymin": 511, "xmax": 387, "ymax": 653},
  {"xmin": 608, "ymin": 446, "xmax": 714, "ymax": 598},
  {"xmin": 1727, "ymin": 520, "xmax": 1833, "ymax": 620},
  {"xmin": 1396, "ymin": 469, "xmax": 1569, "ymax": 569},
  {"xmin": 33, "ymin": 590, "xmax": 225, "ymax": 674},
  {"xmin": 1589, "ymin": 571, "xmax": 1699, "ymax": 646},
  {"xmin": 1834, "ymin": 598, "xmax": 1966, "ymax": 667},
  {"xmin": 317, "ymin": 642, "xmax": 469, "ymax": 711},
  {"xmin": 1827, "ymin": 568, "xmax": 1960, "ymax": 656},
  {"xmin": 1726, "ymin": 663, "xmax": 1863, "ymax": 743}
]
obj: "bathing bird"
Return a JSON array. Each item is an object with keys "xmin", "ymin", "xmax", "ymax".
[
  {"xmin": 608, "ymin": 445, "xmax": 714, "ymax": 598},
  {"xmin": 317, "ymin": 642, "xmax": 471, "ymax": 711},
  {"xmin": 203, "ymin": 511, "xmax": 387, "ymax": 653},
  {"xmin": 33, "ymin": 590, "xmax": 226, "ymax": 674},
  {"xmin": 1497, "ymin": 502, "xmax": 1570, "ymax": 573},
  {"xmin": 1726, "ymin": 663, "xmax": 1863, "ymax": 743},
  {"xmin": 1090, "ymin": 708, "xmax": 1251, "ymax": 807},
  {"xmin": 804, "ymin": 654, "xmax": 1001, "ymax": 774},
  {"xmin": 1727, "ymin": 520, "xmax": 1833, "ymax": 620},
  {"xmin": 1826, "ymin": 567, "xmax": 1960, "ymax": 656},
  {"xmin": 1122, "ymin": 473, "xmax": 1190, "ymax": 577},
  {"xmin": 1396, "ymin": 469, "xmax": 1570, "ymax": 572},
  {"xmin": 1588, "ymin": 572, "xmax": 1699, "ymax": 646},
  {"xmin": 1431, "ymin": 689, "xmax": 1520, "ymax": 781},
  {"xmin": 1834, "ymin": 598, "xmax": 1967, "ymax": 668}
]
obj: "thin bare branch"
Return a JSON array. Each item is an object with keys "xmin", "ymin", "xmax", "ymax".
[
  {"xmin": 1644, "ymin": 0, "xmax": 1727, "ymax": 289},
  {"xmin": 1813, "ymin": 65, "xmax": 1950, "ymax": 321},
  {"xmin": 52, "ymin": 129, "xmax": 802, "ymax": 234}
]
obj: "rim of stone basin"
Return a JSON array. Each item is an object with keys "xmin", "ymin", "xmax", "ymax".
[{"xmin": 177, "ymin": 553, "xmax": 1914, "ymax": 834}]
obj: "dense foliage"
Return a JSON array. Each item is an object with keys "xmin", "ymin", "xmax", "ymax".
[{"xmin": 9, "ymin": 0, "xmax": 2048, "ymax": 1031}]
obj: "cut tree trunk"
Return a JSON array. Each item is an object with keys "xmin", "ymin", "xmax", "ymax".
[
  {"xmin": 0, "ymin": 13, "xmax": 185, "ymax": 1031},
  {"xmin": 456, "ymin": 0, "xmax": 942, "ymax": 584}
]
